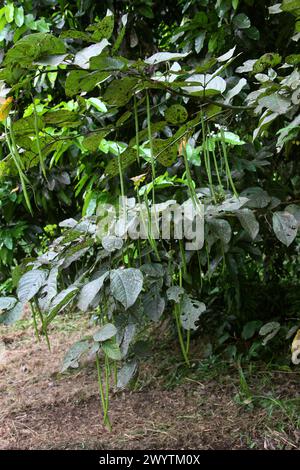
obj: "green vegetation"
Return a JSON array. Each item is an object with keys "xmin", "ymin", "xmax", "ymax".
[{"xmin": 0, "ymin": 0, "xmax": 299, "ymax": 428}]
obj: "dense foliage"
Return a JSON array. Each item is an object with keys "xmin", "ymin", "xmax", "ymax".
[{"xmin": 0, "ymin": 0, "xmax": 299, "ymax": 426}]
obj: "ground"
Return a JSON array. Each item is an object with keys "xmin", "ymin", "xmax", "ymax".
[{"xmin": 0, "ymin": 314, "xmax": 299, "ymax": 450}]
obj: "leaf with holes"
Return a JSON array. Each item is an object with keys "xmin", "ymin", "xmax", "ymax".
[
  {"xmin": 103, "ymin": 77, "xmax": 138, "ymax": 106},
  {"xmin": 180, "ymin": 294, "xmax": 206, "ymax": 330},
  {"xmin": 165, "ymin": 105, "xmax": 188, "ymax": 125}
]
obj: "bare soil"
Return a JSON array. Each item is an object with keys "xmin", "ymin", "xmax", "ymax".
[{"xmin": 0, "ymin": 317, "xmax": 299, "ymax": 450}]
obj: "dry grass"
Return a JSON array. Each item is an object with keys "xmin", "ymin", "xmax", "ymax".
[{"xmin": 0, "ymin": 316, "xmax": 299, "ymax": 450}]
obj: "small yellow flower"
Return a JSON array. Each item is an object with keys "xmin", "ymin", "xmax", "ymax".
[{"xmin": 130, "ymin": 173, "xmax": 147, "ymax": 189}]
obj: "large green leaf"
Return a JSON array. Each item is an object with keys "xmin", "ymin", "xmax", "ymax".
[
  {"xmin": 77, "ymin": 272, "xmax": 108, "ymax": 312},
  {"xmin": 182, "ymin": 74, "xmax": 226, "ymax": 96},
  {"xmin": 207, "ymin": 218, "xmax": 232, "ymax": 244},
  {"xmin": 105, "ymin": 147, "xmax": 136, "ymax": 176},
  {"xmin": 272, "ymin": 211, "xmax": 298, "ymax": 246},
  {"xmin": 88, "ymin": 10, "xmax": 114, "ymax": 41},
  {"xmin": 65, "ymin": 70, "xmax": 110, "ymax": 96},
  {"xmin": 47, "ymin": 286, "xmax": 78, "ymax": 324},
  {"xmin": 74, "ymin": 40, "xmax": 109, "ymax": 69},
  {"xmin": 117, "ymin": 361, "xmax": 137, "ymax": 389},
  {"xmin": 17, "ymin": 269, "xmax": 47, "ymax": 303},
  {"xmin": 102, "ymin": 340, "xmax": 122, "ymax": 360},
  {"xmin": 164, "ymin": 104, "xmax": 188, "ymax": 125},
  {"xmin": 103, "ymin": 77, "xmax": 138, "ymax": 106},
  {"xmin": 4, "ymin": 33, "xmax": 66, "ymax": 68},
  {"xmin": 143, "ymin": 286, "xmax": 165, "ymax": 322},
  {"xmin": 93, "ymin": 323, "xmax": 117, "ymax": 342},
  {"xmin": 110, "ymin": 268, "xmax": 143, "ymax": 310},
  {"xmin": 44, "ymin": 110, "xmax": 80, "ymax": 127},
  {"xmin": 237, "ymin": 208, "xmax": 259, "ymax": 240}
]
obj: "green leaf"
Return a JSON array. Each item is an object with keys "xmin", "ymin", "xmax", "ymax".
[
  {"xmin": 242, "ymin": 321, "xmax": 262, "ymax": 340},
  {"xmin": 213, "ymin": 131, "xmax": 245, "ymax": 146},
  {"xmin": 272, "ymin": 211, "xmax": 298, "ymax": 246},
  {"xmin": 74, "ymin": 40, "xmax": 109, "ymax": 69},
  {"xmin": 102, "ymin": 235, "xmax": 123, "ymax": 252},
  {"xmin": 207, "ymin": 218, "xmax": 232, "ymax": 244},
  {"xmin": 17, "ymin": 269, "xmax": 47, "ymax": 303},
  {"xmin": 237, "ymin": 208, "xmax": 259, "ymax": 240},
  {"xmin": 5, "ymin": 3, "xmax": 14, "ymax": 23},
  {"xmin": 14, "ymin": 6, "xmax": 24, "ymax": 27},
  {"xmin": 39, "ymin": 267, "xmax": 58, "ymax": 312},
  {"xmin": 103, "ymin": 77, "xmax": 138, "ymax": 106},
  {"xmin": 233, "ymin": 13, "xmax": 251, "ymax": 29},
  {"xmin": 217, "ymin": 46, "xmax": 237, "ymax": 62},
  {"xmin": 259, "ymin": 94, "xmax": 290, "ymax": 115},
  {"xmin": 60, "ymin": 30, "xmax": 92, "ymax": 41},
  {"xmin": 195, "ymin": 32, "xmax": 206, "ymax": 53},
  {"xmin": 259, "ymin": 322, "xmax": 281, "ymax": 345},
  {"xmin": 182, "ymin": 74, "xmax": 226, "ymax": 96},
  {"xmin": 144, "ymin": 51, "xmax": 190, "ymax": 65},
  {"xmin": 224, "ymin": 78, "xmax": 247, "ymax": 104},
  {"xmin": 102, "ymin": 340, "xmax": 122, "ymax": 360},
  {"xmin": 282, "ymin": 0, "xmax": 300, "ymax": 15},
  {"xmin": 143, "ymin": 287, "xmax": 165, "ymax": 322},
  {"xmin": 62, "ymin": 340, "xmax": 90, "ymax": 372},
  {"xmin": 90, "ymin": 10, "xmax": 114, "ymax": 41},
  {"xmin": 0, "ymin": 297, "xmax": 17, "ymax": 311},
  {"xmin": 241, "ymin": 187, "xmax": 271, "ymax": 209},
  {"xmin": 87, "ymin": 97, "xmax": 107, "ymax": 112},
  {"xmin": 77, "ymin": 272, "xmax": 108, "ymax": 312},
  {"xmin": 253, "ymin": 53, "xmax": 282, "ymax": 73},
  {"xmin": 153, "ymin": 139, "xmax": 178, "ymax": 167},
  {"xmin": 166, "ymin": 286, "xmax": 185, "ymax": 303},
  {"xmin": 0, "ymin": 301, "xmax": 23, "ymax": 325},
  {"xmin": 65, "ymin": 70, "xmax": 110, "ymax": 96},
  {"xmin": 117, "ymin": 361, "xmax": 137, "ymax": 389},
  {"xmin": 47, "ymin": 286, "xmax": 78, "ymax": 324},
  {"xmin": 4, "ymin": 33, "xmax": 66, "ymax": 68},
  {"xmin": 83, "ymin": 130, "xmax": 110, "ymax": 152},
  {"xmin": 110, "ymin": 268, "xmax": 143, "ymax": 310},
  {"xmin": 180, "ymin": 294, "xmax": 206, "ymax": 330},
  {"xmin": 105, "ymin": 147, "xmax": 136, "ymax": 177},
  {"xmin": 112, "ymin": 13, "xmax": 128, "ymax": 54},
  {"xmin": 164, "ymin": 104, "xmax": 188, "ymax": 125},
  {"xmin": 44, "ymin": 110, "xmax": 80, "ymax": 127},
  {"xmin": 286, "ymin": 204, "xmax": 300, "ymax": 228},
  {"xmin": 93, "ymin": 323, "xmax": 117, "ymax": 342},
  {"xmin": 90, "ymin": 55, "xmax": 127, "ymax": 71}
]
